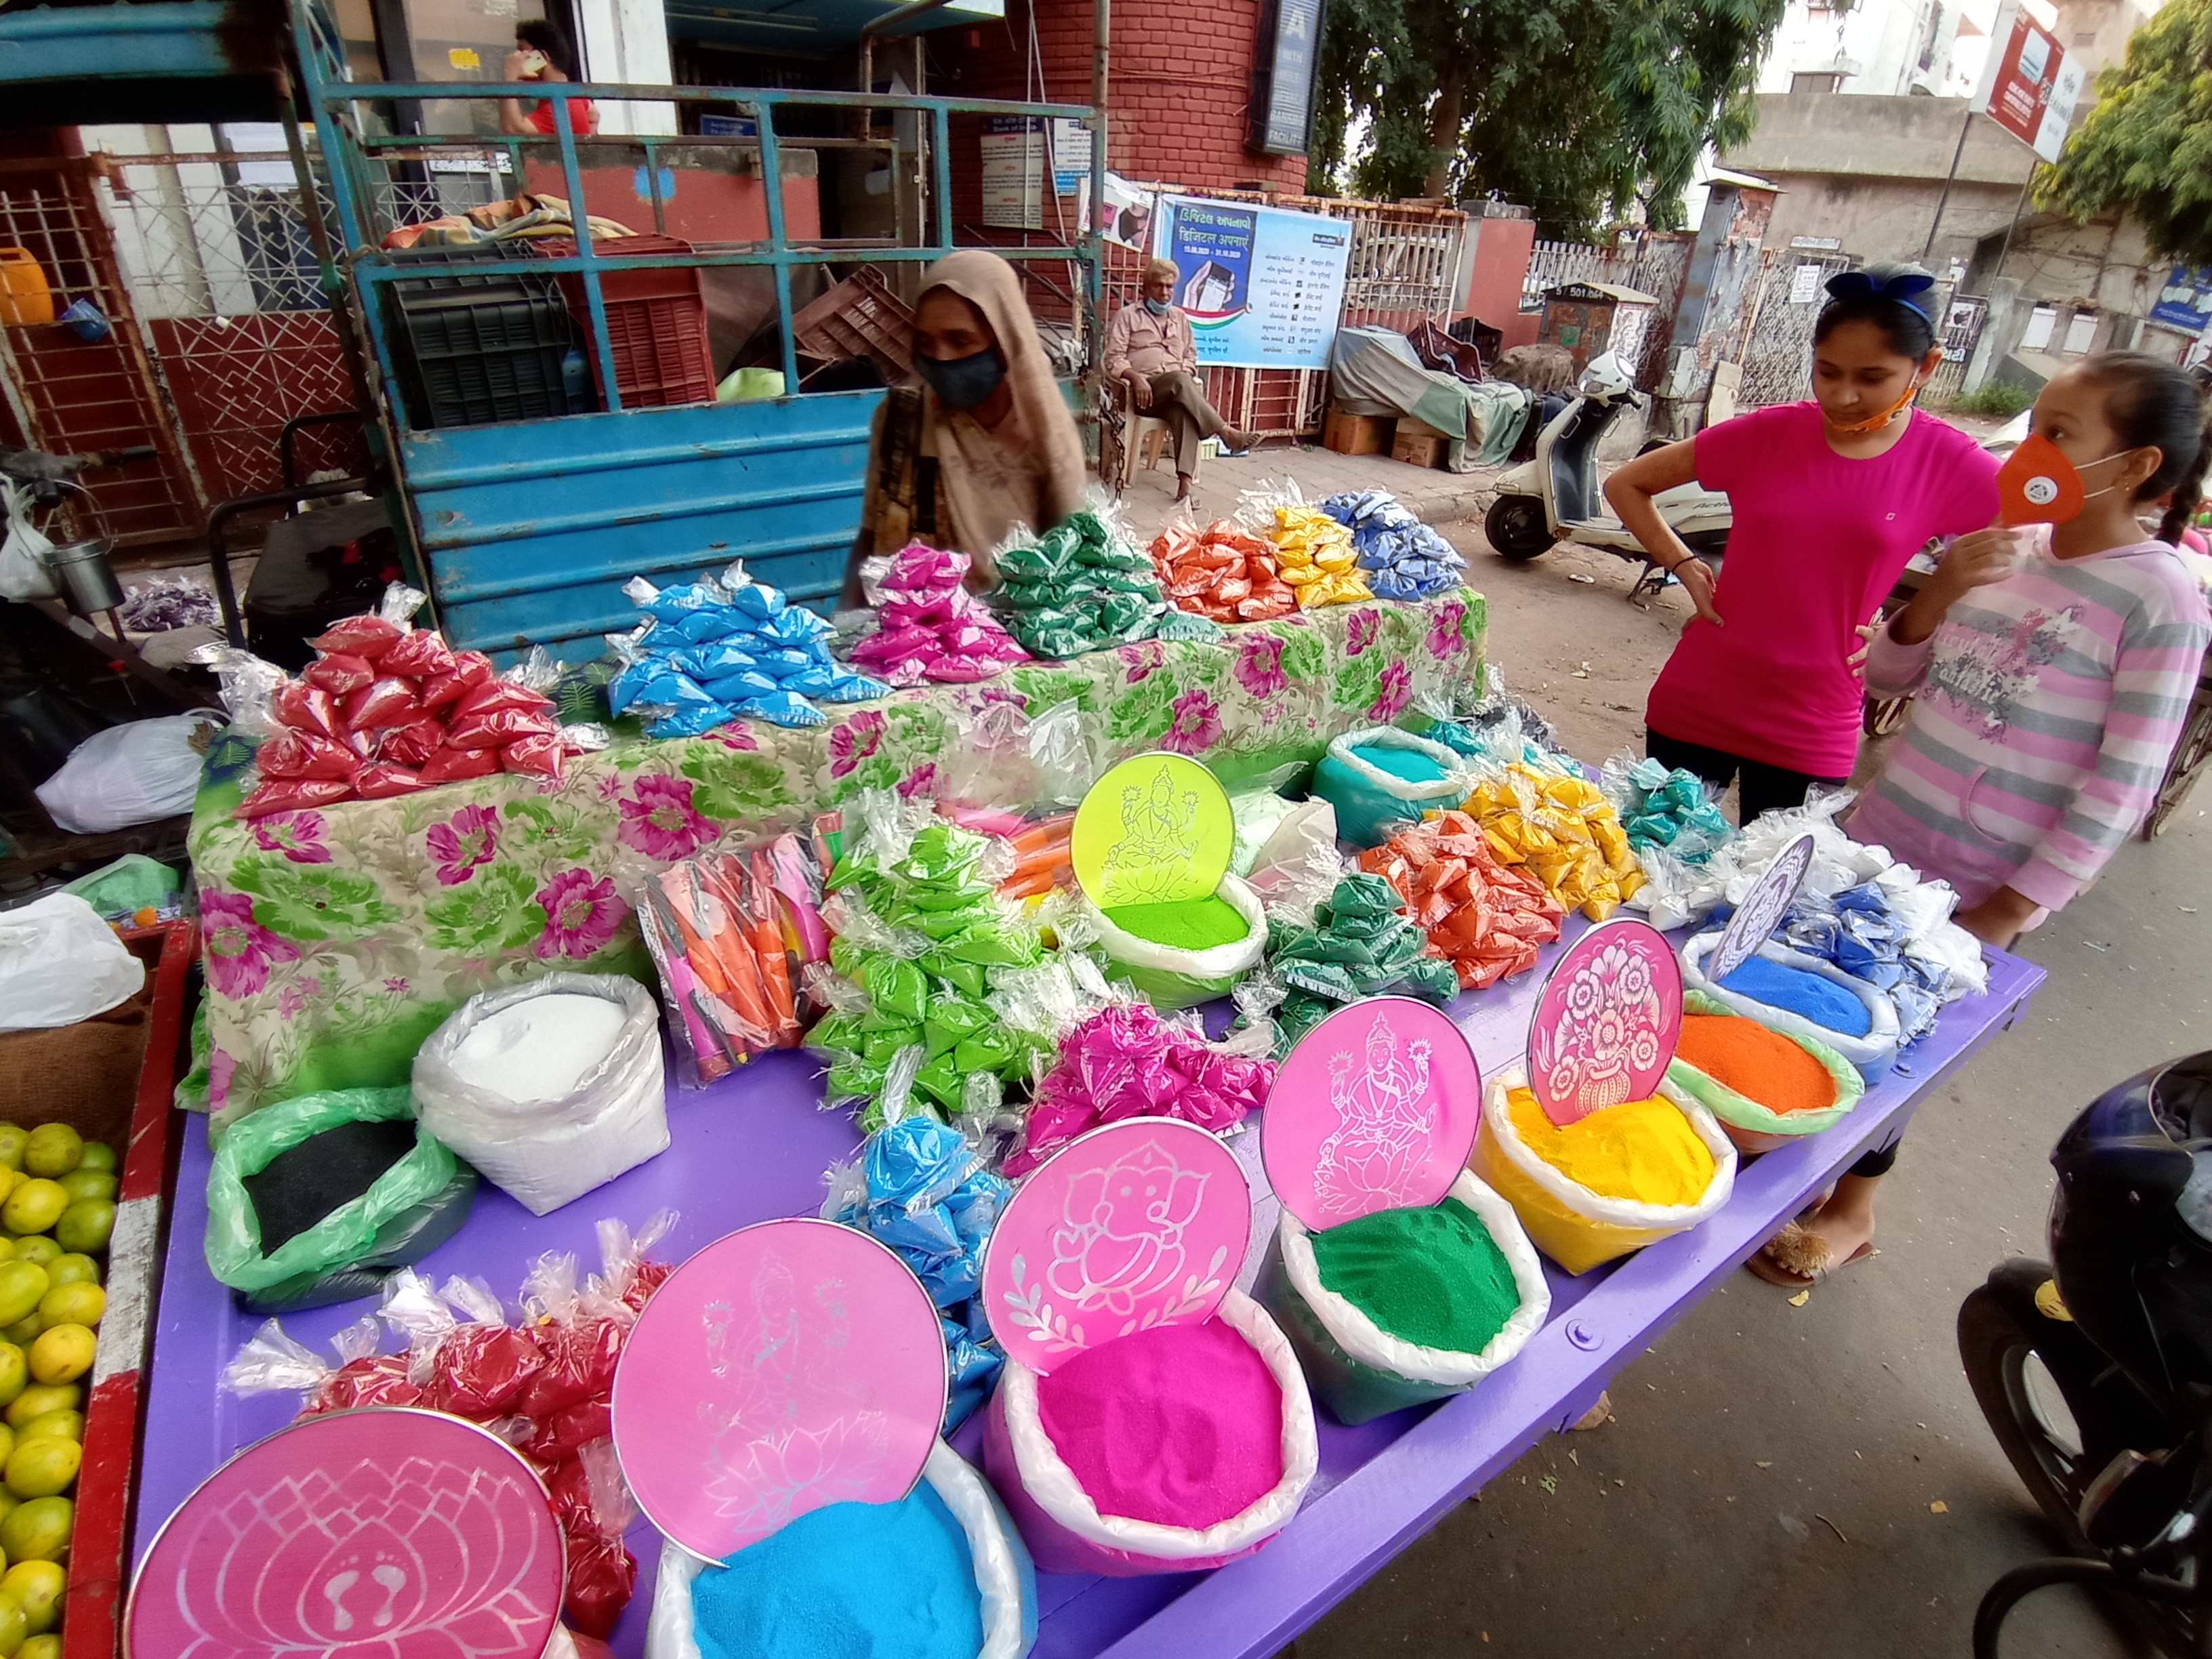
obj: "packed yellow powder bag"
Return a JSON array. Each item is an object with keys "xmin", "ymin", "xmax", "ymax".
[
  {"xmin": 1267, "ymin": 506, "xmax": 1371, "ymax": 607},
  {"xmin": 1462, "ymin": 764, "xmax": 1645, "ymax": 921},
  {"xmin": 1505, "ymin": 1086, "xmax": 1715, "ymax": 1207}
]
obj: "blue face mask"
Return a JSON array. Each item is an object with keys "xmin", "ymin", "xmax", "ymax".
[
  {"xmin": 917, "ymin": 347, "xmax": 1005, "ymax": 411},
  {"xmin": 1143, "ymin": 297, "xmax": 1171, "ymax": 316}
]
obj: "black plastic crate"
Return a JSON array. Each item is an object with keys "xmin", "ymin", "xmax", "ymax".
[{"xmin": 382, "ymin": 243, "xmax": 596, "ymax": 430}]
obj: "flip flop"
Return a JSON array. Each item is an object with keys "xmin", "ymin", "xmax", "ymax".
[{"xmin": 1744, "ymin": 1222, "xmax": 1877, "ymax": 1288}]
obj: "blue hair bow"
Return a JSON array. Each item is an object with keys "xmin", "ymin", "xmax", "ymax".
[{"xmin": 1824, "ymin": 266, "xmax": 1937, "ymax": 323}]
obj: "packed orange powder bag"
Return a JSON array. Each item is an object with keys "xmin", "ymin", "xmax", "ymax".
[
  {"xmin": 1505, "ymin": 1087, "xmax": 1715, "ymax": 1206},
  {"xmin": 1673, "ymin": 1014, "xmax": 1837, "ymax": 1115}
]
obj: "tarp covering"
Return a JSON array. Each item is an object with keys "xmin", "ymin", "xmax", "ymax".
[{"xmin": 1329, "ymin": 328, "xmax": 1532, "ymax": 470}]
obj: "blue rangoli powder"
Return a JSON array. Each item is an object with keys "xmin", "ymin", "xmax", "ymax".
[
  {"xmin": 692, "ymin": 1482, "xmax": 983, "ymax": 1659},
  {"xmin": 1351, "ymin": 744, "xmax": 1449, "ymax": 785},
  {"xmin": 1717, "ymin": 955, "xmax": 1873, "ymax": 1038}
]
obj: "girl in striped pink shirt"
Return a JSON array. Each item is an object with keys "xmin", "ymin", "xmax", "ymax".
[
  {"xmin": 1757, "ymin": 355, "xmax": 2210, "ymax": 1287},
  {"xmin": 1848, "ymin": 354, "xmax": 2212, "ymax": 949}
]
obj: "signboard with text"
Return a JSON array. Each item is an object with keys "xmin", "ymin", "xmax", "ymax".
[
  {"xmin": 2150, "ymin": 266, "xmax": 2212, "ymax": 339},
  {"xmin": 1250, "ymin": 0, "xmax": 1326, "ymax": 155},
  {"xmin": 1155, "ymin": 195, "xmax": 1351, "ymax": 370},
  {"xmin": 981, "ymin": 116, "xmax": 1044, "ymax": 230},
  {"xmin": 1972, "ymin": 0, "xmax": 2085, "ymax": 164}
]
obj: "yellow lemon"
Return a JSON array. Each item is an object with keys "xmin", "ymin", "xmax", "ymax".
[
  {"xmin": 2, "ymin": 1440, "xmax": 77, "ymax": 1502},
  {"xmin": 0, "ymin": 1179, "xmax": 18, "ymax": 1213},
  {"xmin": 1, "ymin": 1251, "xmax": 48, "ymax": 1277},
  {"xmin": 0, "ymin": 1246, "xmax": 18, "ymax": 1271},
  {"xmin": 74, "ymin": 1144, "xmax": 112, "ymax": 1176},
  {"xmin": 0, "ymin": 1189, "xmax": 61, "ymax": 1242},
  {"xmin": 0, "ymin": 1331, "xmax": 33, "ymax": 1359},
  {"xmin": 52, "ymin": 1204, "xmax": 110, "ymax": 1257},
  {"xmin": 0, "ymin": 1132, "xmax": 24, "ymax": 1175},
  {"xmin": 3, "ymin": 1391, "xmax": 76, "ymax": 1434},
  {"xmin": 18, "ymin": 1132, "xmax": 77, "ymax": 1185},
  {"xmin": 25, "ymin": 1330, "xmax": 88, "ymax": 1391},
  {"xmin": 53, "ymin": 1172, "xmax": 111, "ymax": 1208},
  {"xmin": 35, "ymin": 1289, "xmax": 97, "ymax": 1334},
  {"xmin": 0, "ymin": 1562, "xmax": 62, "ymax": 1637},
  {"xmin": 16, "ymin": 1637, "xmax": 56, "ymax": 1659},
  {"xmin": 11, "ymin": 1418, "xmax": 74, "ymax": 1451},
  {"xmin": 0, "ymin": 1431, "xmax": 16, "ymax": 1474},
  {"xmin": 0, "ymin": 1498, "xmax": 69, "ymax": 1564},
  {"xmin": 37, "ymin": 1261, "xmax": 90, "ymax": 1294},
  {"xmin": 0, "ymin": 1593, "xmax": 26, "ymax": 1658}
]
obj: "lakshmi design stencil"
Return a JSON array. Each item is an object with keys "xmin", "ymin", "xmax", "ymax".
[
  {"xmin": 1314, "ymin": 1009, "xmax": 1438, "ymax": 1219},
  {"xmin": 1096, "ymin": 760, "xmax": 1202, "ymax": 905}
]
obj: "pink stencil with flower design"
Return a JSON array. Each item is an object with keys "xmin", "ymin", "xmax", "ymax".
[
  {"xmin": 1262, "ymin": 998, "xmax": 1483, "ymax": 1230},
  {"xmin": 1706, "ymin": 832, "xmax": 1817, "ymax": 985},
  {"xmin": 1527, "ymin": 918, "xmax": 1683, "ymax": 1128},
  {"xmin": 611, "ymin": 1218, "xmax": 945, "ymax": 1561},
  {"xmin": 981, "ymin": 1116, "xmax": 1250, "ymax": 1375},
  {"xmin": 126, "ymin": 1408, "xmax": 563, "ymax": 1659}
]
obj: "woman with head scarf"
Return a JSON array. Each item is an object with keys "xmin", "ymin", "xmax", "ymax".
[{"xmin": 842, "ymin": 250, "xmax": 1088, "ymax": 605}]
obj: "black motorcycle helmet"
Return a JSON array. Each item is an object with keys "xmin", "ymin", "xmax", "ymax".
[{"xmin": 2050, "ymin": 1051, "xmax": 2212, "ymax": 1427}]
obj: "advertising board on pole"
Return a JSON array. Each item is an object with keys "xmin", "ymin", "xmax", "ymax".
[{"xmin": 1971, "ymin": 0, "xmax": 2086, "ymax": 163}]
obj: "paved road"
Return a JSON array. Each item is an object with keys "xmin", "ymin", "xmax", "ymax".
[{"xmin": 1275, "ymin": 522, "xmax": 2205, "ymax": 1658}]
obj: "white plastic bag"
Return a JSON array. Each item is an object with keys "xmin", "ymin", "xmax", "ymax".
[
  {"xmin": 0, "ymin": 893, "xmax": 144, "ymax": 1032},
  {"xmin": 644, "ymin": 1439, "xmax": 1034, "ymax": 1659},
  {"xmin": 1679, "ymin": 933, "xmax": 1902, "ymax": 1084},
  {"xmin": 35, "ymin": 712, "xmax": 219, "ymax": 832},
  {"xmin": 0, "ymin": 483, "xmax": 56, "ymax": 602},
  {"xmin": 413, "ymin": 973, "xmax": 668, "ymax": 1215},
  {"xmin": 998, "ymin": 1288, "xmax": 1317, "ymax": 1565},
  {"xmin": 1277, "ymin": 1170, "xmax": 1550, "ymax": 1387}
]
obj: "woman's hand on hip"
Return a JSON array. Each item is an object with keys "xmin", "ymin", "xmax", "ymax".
[{"xmin": 1673, "ymin": 557, "xmax": 1722, "ymax": 626}]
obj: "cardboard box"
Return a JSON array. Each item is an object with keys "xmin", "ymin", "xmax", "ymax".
[
  {"xmin": 1392, "ymin": 416, "xmax": 1450, "ymax": 470},
  {"xmin": 1324, "ymin": 407, "xmax": 1396, "ymax": 455}
]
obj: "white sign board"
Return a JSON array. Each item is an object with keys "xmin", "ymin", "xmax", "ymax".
[
  {"xmin": 1050, "ymin": 119, "xmax": 1092, "ymax": 196},
  {"xmin": 1788, "ymin": 263, "xmax": 1822, "ymax": 305},
  {"xmin": 1973, "ymin": 0, "xmax": 2085, "ymax": 164},
  {"xmin": 981, "ymin": 120, "xmax": 1043, "ymax": 230}
]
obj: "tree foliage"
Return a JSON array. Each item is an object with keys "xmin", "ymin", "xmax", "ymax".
[
  {"xmin": 1309, "ymin": 0, "xmax": 1783, "ymax": 237},
  {"xmin": 2039, "ymin": 0, "xmax": 2212, "ymax": 264}
]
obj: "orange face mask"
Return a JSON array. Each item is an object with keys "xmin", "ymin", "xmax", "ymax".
[
  {"xmin": 1826, "ymin": 355, "xmax": 1940, "ymax": 436},
  {"xmin": 1996, "ymin": 434, "xmax": 2138, "ymax": 526}
]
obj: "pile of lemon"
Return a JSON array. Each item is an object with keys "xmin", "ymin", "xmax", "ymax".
[{"xmin": 0, "ymin": 1124, "xmax": 118, "ymax": 1659}]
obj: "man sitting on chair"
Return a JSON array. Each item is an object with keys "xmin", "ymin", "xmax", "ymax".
[{"xmin": 1104, "ymin": 258, "xmax": 1256, "ymax": 503}]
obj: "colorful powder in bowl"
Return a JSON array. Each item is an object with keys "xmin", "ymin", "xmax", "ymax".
[
  {"xmin": 1715, "ymin": 955, "xmax": 1872, "ymax": 1038},
  {"xmin": 1350, "ymin": 744, "xmax": 1449, "ymax": 785},
  {"xmin": 1309, "ymin": 1198, "xmax": 1521, "ymax": 1352},
  {"xmin": 1100, "ymin": 893, "xmax": 1252, "ymax": 951},
  {"xmin": 1504, "ymin": 1087, "xmax": 1716, "ymax": 1207},
  {"xmin": 1674, "ymin": 1014, "xmax": 1837, "ymax": 1115},
  {"xmin": 691, "ymin": 1481, "xmax": 983, "ymax": 1659},
  {"xmin": 1035, "ymin": 1317, "xmax": 1284, "ymax": 1529}
]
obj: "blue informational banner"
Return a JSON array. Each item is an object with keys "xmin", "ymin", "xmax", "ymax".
[
  {"xmin": 1155, "ymin": 195, "xmax": 1352, "ymax": 371},
  {"xmin": 2150, "ymin": 266, "xmax": 2212, "ymax": 337}
]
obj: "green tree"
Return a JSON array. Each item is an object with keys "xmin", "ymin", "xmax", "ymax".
[
  {"xmin": 1309, "ymin": 0, "xmax": 1783, "ymax": 239},
  {"xmin": 2039, "ymin": 0, "xmax": 2212, "ymax": 263}
]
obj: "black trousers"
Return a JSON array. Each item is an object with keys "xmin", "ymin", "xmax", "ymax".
[{"xmin": 1645, "ymin": 729, "xmax": 1847, "ymax": 826}]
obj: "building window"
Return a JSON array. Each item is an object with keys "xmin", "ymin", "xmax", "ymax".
[
  {"xmin": 2022, "ymin": 305, "xmax": 2057, "ymax": 352},
  {"xmin": 1791, "ymin": 72, "xmax": 1845, "ymax": 93},
  {"xmin": 2063, "ymin": 310, "xmax": 2100, "ymax": 355}
]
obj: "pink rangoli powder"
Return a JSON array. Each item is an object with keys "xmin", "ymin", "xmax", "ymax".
[{"xmin": 1034, "ymin": 1317, "xmax": 1284, "ymax": 1529}]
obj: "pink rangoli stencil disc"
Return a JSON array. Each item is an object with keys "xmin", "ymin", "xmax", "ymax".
[
  {"xmin": 1527, "ymin": 918, "xmax": 1683, "ymax": 1128},
  {"xmin": 1707, "ymin": 832, "xmax": 1817, "ymax": 985},
  {"xmin": 126, "ymin": 1406, "xmax": 565, "ymax": 1659},
  {"xmin": 611, "ymin": 1218, "xmax": 947, "ymax": 1561},
  {"xmin": 1261, "ymin": 997, "xmax": 1483, "ymax": 1231},
  {"xmin": 981, "ymin": 1116, "xmax": 1250, "ymax": 1375}
]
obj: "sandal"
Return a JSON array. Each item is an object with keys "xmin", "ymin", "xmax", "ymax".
[{"xmin": 1744, "ymin": 1221, "xmax": 1877, "ymax": 1288}]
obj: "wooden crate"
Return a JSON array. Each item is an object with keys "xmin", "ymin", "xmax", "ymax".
[{"xmin": 1323, "ymin": 407, "xmax": 1395, "ymax": 456}]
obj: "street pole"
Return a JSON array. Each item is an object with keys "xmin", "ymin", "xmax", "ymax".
[
  {"xmin": 1990, "ymin": 167, "xmax": 2033, "ymax": 283},
  {"xmin": 1921, "ymin": 108, "xmax": 1973, "ymax": 263}
]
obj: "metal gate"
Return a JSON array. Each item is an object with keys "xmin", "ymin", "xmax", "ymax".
[
  {"xmin": 1736, "ymin": 248, "xmax": 1858, "ymax": 408},
  {"xmin": 1923, "ymin": 295, "xmax": 1988, "ymax": 409}
]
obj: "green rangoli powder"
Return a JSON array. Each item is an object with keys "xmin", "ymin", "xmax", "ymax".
[
  {"xmin": 1309, "ymin": 1198, "xmax": 1520, "ymax": 1353},
  {"xmin": 1102, "ymin": 894, "xmax": 1250, "ymax": 950}
]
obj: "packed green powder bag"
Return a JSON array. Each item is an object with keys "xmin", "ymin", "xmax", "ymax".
[
  {"xmin": 1309, "ymin": 1197, "xmax": 1520, "ymax": 1353},
  {"xmin": 1102, "ymin": 894, "xmax": 1250, "ymax": 951}
]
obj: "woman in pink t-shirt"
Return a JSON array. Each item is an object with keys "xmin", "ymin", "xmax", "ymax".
[{"xmin": 1605, "ymin": 266, "xmax": 2002, "ymax": 821}]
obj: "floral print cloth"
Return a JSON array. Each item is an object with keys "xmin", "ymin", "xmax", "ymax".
[{"xmin": 184, "ymin": 590, "xmax": 1486, "ymax": 1123}]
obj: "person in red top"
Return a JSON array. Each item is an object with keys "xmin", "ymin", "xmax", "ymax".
[
  {"xmin": 1604, "ymin": 265, "xmax": 2002, "ymax": 821},
  {"xmin": 500, "ymin": 20, "xmax": 598, "ymax": 138}
]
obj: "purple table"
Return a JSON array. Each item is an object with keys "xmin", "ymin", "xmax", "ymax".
[{"xmin": 135, "ymin": 934, "xmax": 2044, "ymax": 1658}]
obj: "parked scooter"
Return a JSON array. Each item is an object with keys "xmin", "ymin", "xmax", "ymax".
[
  {"xmin": 1482, "ymin": 351, "xmax": 1732, "ymax": 596},
  {"xmin": 1961, "ymin": 1050, "xmax": 2212, "ymax": 1658}
]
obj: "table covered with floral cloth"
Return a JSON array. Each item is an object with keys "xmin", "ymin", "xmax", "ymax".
[{"xmin": 182, "ymin": 590, "xmax": 1486, "ymax": 1121}]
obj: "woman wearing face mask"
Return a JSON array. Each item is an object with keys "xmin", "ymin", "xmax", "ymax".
[
  {"xmin": 842, "ymin": 249, "xmax": 1086, "ymax": 606},
  {"xmin": 1603, "ymin": 264, "xmax": 2003, "ymax": 821}
]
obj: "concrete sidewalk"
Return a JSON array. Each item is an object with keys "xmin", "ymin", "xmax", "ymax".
[{"xmin": 1112, "ymin": 441, "xmax": 1504, "ymax": 545}]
